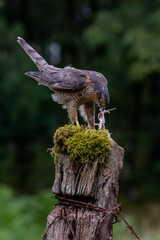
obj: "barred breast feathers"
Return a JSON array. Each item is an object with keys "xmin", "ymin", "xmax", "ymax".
[{"xmin": 51, "ymin": 90, "xmax": 83, "ymax": 105}]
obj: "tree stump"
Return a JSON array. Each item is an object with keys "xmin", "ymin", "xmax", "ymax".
[{"xmin": 44, "ymin": 125, "xmax": 124, "ymax": 240}]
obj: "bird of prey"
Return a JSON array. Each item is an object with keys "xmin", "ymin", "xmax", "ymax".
[{"xmin": 17, "ymin": 37, "xmax": 110, "ymax": 129}]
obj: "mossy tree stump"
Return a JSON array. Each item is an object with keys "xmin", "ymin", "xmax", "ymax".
[{"xmin": 44, "ymin": 125, "xmax": 124, "ymax": 240}]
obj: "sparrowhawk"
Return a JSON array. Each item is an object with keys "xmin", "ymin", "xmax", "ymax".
[{"xmin": 17, "ymin": 37, "xmax": 110, "ymax": 129}]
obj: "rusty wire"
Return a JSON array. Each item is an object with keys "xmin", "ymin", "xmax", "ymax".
[{"xmin": 43, "ymin": 195, "xmax": 140, "ymax": 240}]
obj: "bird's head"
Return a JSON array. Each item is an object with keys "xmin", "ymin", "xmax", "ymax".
[{"xmin": 97, "ymin": 83, "xmax": 110, "ymax": 110}]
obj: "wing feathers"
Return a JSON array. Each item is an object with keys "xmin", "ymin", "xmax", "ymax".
[
  {"xmin": 17, "ymin": 37, "xmax": 90, "ymax": 91},
  {"xmin": 25, "ymin": 71, "xmax": 50, "ymax": 87}
]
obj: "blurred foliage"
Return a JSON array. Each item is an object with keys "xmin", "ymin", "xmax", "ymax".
[
  {"xmin": 0, "ymin": 0, "xmax": 160, "ymax": 199},
  {"xmin": 0, "ymin": 185, "xmax": 55, "ymax": 240}
]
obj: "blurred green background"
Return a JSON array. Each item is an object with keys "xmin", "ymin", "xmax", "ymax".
[{"xmin": 0, "ymin": 0, "xmax": 160, "ymax": 239}]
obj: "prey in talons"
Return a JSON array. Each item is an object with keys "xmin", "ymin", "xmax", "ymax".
[{"xmin": 95, "ymin": 108, "xmax": 116, "ymax": 130}]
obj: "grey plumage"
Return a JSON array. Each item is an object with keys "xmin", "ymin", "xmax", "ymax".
[{"xmin": 17, "ymin": 37, "xmax": 110, "ymax": 128}]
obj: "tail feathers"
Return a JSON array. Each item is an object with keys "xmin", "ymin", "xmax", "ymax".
[
  {"xmin": 25, "ymin": 71, "xmax": 51, "ymax": 87},
  {"xmin": 17, "ymin": 37, "xmax": 48, "ymax": 71}
]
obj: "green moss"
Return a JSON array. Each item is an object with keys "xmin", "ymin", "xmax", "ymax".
[{"xmin": 51, "ymin": 124, "xmax": 111, "ymax": 164}]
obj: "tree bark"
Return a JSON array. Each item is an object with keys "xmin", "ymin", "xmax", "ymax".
[{"xmin": 44, "ymin": 139, "xmax": 124, "ymax": 240}]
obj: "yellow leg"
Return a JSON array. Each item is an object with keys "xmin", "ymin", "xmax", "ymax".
[{"xmin": 75, "ymin": 119, "xmax": 80, "ymax": 127}]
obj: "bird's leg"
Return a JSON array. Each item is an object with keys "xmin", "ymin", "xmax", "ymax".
[
  {"xmin": 67, "ymin": 101, "xmax": 79, "ymax": 127},
  {"xmin": 83, "ymin": 102, "xmax": 95, "ymax": 129},
  {"xmin": 75, "ymin": 119, "xmax": 80, "ymax": 127}
]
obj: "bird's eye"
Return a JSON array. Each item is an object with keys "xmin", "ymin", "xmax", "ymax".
[{"xmin": 100, "ymin": 98, "xmax": 105, "ymax": 104}]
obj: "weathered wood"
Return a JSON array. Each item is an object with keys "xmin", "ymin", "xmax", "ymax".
[{"xmin": 45, "ymin": 139, "xmax": 124, "ymax": 240}]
